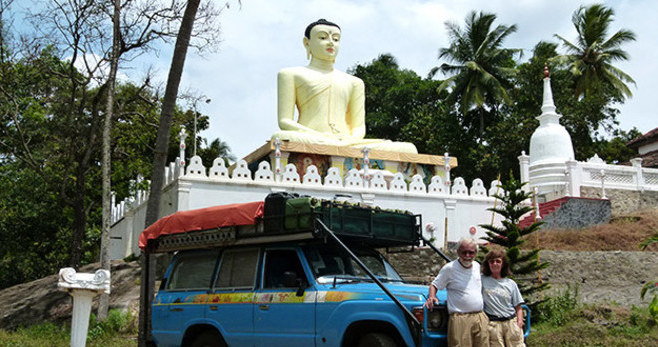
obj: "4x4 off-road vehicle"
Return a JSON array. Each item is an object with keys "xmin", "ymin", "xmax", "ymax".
[{"xmin": 137, "ymin": 194, "xmax": 530, "ymax": 346}]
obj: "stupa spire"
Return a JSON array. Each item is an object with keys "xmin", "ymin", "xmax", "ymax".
[
  {"xmin": 529, "ymin": 62, "xmax": 574, "ymax": 165},
  {"xmin": 541, "ymin": 63, "xmax": 557, "ymax": 117}
]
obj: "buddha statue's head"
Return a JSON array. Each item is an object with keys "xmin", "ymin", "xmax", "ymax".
[{"xmin": 303, "ymin": 19, "xmax": 341, "ymax": 62}]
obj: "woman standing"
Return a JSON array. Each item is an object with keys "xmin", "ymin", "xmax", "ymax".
[{"xmin": 481, "ymin": 250, "xmax": 525, "ymax": 347}]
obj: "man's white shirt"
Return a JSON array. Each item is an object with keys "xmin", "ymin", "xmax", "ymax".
[{"xmin": 431, "ymin": 260, "xmax": 484, "ymax": 313}]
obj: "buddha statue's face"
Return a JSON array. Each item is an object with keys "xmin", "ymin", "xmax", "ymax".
[{"xmin": 304, "ymin": 24, "xmax": 341, "ymax": 62}]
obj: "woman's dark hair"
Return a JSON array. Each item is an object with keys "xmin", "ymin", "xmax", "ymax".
[
  {"xmin": 482, "ymin": 249, "xmax": 511, "ymax": 277},
  {"xmin": 305, "ymin": 19, "xmax": 340, "ymax": 38}
]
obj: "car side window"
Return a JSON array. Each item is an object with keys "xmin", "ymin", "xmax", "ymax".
[
  {"xmin": 166, "ymin": 251, "xmax": 218, "ymax": 290},
  {"xmin": 263, "ymin": 249, "xmax": 308, "ymax": 289},
  {"xmin": 215, "ymin": 248, "xmax": 259, "ymax": 289}
]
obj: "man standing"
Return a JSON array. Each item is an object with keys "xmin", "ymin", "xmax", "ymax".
[{"xmin": 424, "ymin": 238, "xmax": 488, "ymax": 346}]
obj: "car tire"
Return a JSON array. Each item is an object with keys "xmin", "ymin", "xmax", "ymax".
[
  {"xmin": 189, "ymin": 330, "xmax": 227, "ymax": 347},
  {"xmin": 356, "ymin": 332, "xmax": 397, "ymax": 347}
]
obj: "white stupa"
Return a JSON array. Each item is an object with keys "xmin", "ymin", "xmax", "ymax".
[{"xmin": 528, "ymin": 64, "xmax": 575, "ymax": 199}]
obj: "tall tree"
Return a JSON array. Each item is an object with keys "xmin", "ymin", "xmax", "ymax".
[
  {"xmin": 141, "ymin": 1, "xmax": 220, "ymax": 344},
  {"xmin": 554, "ymin": 4, "xmax": 636, "ymax": 100},
  {"xmin": 146, "ymin": 0, "xmax": 202, "ymax": 227},
  {"xmin": 479, "ymin": 176, "xmax": 549, "ymax": 301},
  {"xmin": 435, "ymin": 11, "xmax": 520, "ymax": 136},
  {"xmin": 4, "ymin": 0, "xmax": 197, "ymax": 269},
  {"xmin": 98, "ymin": 0, "xmax": 121, "ymax": 321}
]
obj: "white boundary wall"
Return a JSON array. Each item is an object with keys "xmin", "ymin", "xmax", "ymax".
[
  {"xmin": 519, "ymin": 153, "xmax": 658, "ymax": 198},
  {"xmin": 109, "ymin": 156, "xmax": 504, "ymax": 260}
]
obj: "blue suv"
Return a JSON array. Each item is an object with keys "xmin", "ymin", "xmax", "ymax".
[{"xmin": 142, "ymin": 196, "xmax": 530, "ymax": 346}]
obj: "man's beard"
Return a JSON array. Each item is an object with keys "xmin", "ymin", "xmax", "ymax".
[{"xmin": 459, "ymin": 259, "xmax": 473, "ymax": 268}]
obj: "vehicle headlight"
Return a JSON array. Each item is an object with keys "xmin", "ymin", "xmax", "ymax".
[{"xmin": 426, "ymin": 306, "xmax": 448, "ymax": 332}]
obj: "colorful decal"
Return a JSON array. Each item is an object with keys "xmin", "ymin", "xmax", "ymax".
[
  {"xmin": 322, "ymin": 291, "xmax": 365, "ymax": 303},
  {"xmin": 153, "ymin": 291, "xmax": 367, "ymax": 307}
]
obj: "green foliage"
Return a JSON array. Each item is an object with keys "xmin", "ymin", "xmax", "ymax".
[
  {"xmin": 639, "ymin": 233, "xmax": 658, "ymax": 251},
  {"xmin": 435, "ymin": 11, "xmax": 521, "ymax": 135},
  {"xmin": 639, "ymin": 233, "xmax": 658, "ymax": 322},
  {"xmin": 554, "ymin": 4, "xmax": 636, "ymax": 100},
  {"xmin": 350, "ymin": 54, "xmax": 448, "ymax": 154},
  {"xmin": 533, "ymin": 285, "xmax": 579, "ymax": 326},
  {"xmin": 88, "ymin": 309, "xmax": 136, "ymax": 340},
  {"xmin": 0, "ymin": 310, "xmax": 136, "ymax": 347},
  {"xmin": 479, "ymin": 175, "xmax": 549, "ymax": 298},
  {"xmin": 0, "ymin": 162, "xmax": 72, "ymax": 287},
  {"xmin": 528, "ymin": 303, "xmax": 658, "ymax": 346},
  {"xmin": 0, "ymin": 45, "xmax": 232, "ymax": 288}
]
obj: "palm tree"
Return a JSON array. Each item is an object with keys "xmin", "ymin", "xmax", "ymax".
[
  {"xmin": 555, "ymin": 4, "xmax": 636, "ymax": 99},
  {"xmin": 434, "ymin": 11, "xmax": 520, "ymax": 134}
]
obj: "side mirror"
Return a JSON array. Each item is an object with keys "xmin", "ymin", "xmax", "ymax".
[{"xmin": 282, "ymin": 271, "xmax": 306, "ymax": 297}]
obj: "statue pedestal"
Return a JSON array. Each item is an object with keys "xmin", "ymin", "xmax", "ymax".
[
  {"xmin": 58, "ymin": 268, "xmax": 111, "ymax": 347},
  {"xmin": 240, "ymin": 140, "xmax": 457, "ymax": 182}
]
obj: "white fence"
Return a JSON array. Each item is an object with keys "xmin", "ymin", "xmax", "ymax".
[
  {"xmin": 109, "ymin": 156, "xmax": 506, "ymax": 260},
  {"xmin": 520, "ymin": 152, "xmax": 658, "ymax": 198},
  {"xmin": 573, "ymin": 157, "xmax": 658, "ymax": 192}
]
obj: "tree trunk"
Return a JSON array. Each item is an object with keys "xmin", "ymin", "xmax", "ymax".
[
  {"xmin": 144, "ymin": 0, "xmax": 200, "ymax": 227},
  {"xmin": 70, "ymin": 174, "xmax": 87, "ymax": 269},
  {"xmin": 98, "ymin": 0, "xmax": 121, "ymax": 321},
  {"xmin": 140, "ymin": 1, "xmax": 201, "ymax": 345}
]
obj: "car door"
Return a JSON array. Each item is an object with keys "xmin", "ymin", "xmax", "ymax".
[
  {"xmin": 205, "ymin": 247, "xmax": 260, "ymax": 346},
  {"xmin": 253, "ymin": 248, "xmax": 316, "ymax": 346},
  {"xmin": 152, "ymin": 250, "xmax": 218, "ymax": 345}
]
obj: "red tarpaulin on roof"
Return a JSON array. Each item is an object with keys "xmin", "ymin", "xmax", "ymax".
[{"xmin": 138, "ymin": 201, "xmax": 264, "ymax": 249}]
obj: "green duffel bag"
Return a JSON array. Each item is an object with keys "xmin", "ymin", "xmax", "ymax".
[{"xmin": 284, "ymin": 197, "xmax": 320, "ymax": 230}]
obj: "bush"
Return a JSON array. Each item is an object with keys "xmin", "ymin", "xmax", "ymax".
[
  {"xmin": 533, "ymin": 285, "xmax": 579, "ymax": 326},
  {"xmin": 88, "ymin": 309, "xmax": 136, "ymax": 340}
]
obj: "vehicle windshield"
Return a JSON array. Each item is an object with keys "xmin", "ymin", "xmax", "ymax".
[{"xmin": 303, "ymin": 244, "xmax": 403, "ymax": 284}]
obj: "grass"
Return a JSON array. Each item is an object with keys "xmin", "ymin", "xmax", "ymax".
[
  {"xmin": 528, "ymin": 286, "xmax": 658, "ymax": 346},
  {"xmin": 0, "ymin": 309, "xmax": 137, "ymax": 347}
]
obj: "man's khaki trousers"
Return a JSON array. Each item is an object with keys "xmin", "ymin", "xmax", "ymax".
[{"xmin": 447, "ymin": 311, "xmax": 489, "ymax": 347}]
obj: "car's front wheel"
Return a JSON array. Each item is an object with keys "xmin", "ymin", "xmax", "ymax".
[{"xmin": 357, "ymin": 332, "xmax": 398, "ymax": 347}]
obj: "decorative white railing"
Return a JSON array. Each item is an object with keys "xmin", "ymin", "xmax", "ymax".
[
  {"xmin": 111, "ymin": 155, "xmax": 504, "ymax": 225},
  {"xmin": 573, "ymin": 156, "xmax": 658, "ymax": 193},
  {"xmin": 520, "ymin": 152, "xmax": 658, "ymax": 198}
]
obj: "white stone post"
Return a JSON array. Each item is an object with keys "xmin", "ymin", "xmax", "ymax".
[
  {"xmin": 58, "ymin": 268, "xmax": 111, "ymax": 347},
  {"xmin": 273, "ymin": 137, "xmax": 282, "ymax": 183},
  {"xmin": 533, "ymin": 187, "xmax": 541, "ymax": 221},
  {"xmin": 564, "ymin": 169, "xmax": 570, "ymax": 197},
  {"xmin": 630, "ymin": 158, "xmax": 645, "ymax": 191},
  {"xmin": 518, "ymin": 151, "xmax": 530, "ymax": 192},
  {"xmin": 361, "ymin": 147, "xmax": 371, "ymax": 188},
  {"xmin": 566, "ymin": 160, "xmax": 580, "ymax": 197},
  {"xmin": 178, "ymin": 126, "xmax": 187, "ymax": 177},
  {"xmin": 110, "ymin": 192, "xmax": 117, "ymax": 224},
  {"xmin": 444, "ymin": 199, "xmax": 456, "ymax": 250}
]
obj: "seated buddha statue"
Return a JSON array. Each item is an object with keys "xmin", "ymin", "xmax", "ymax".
[{"xmin": 271, "ymin": 19, "xmax": 418, "ymax": 154}]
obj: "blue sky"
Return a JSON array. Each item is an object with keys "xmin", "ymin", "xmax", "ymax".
[{"xmin": 11, "ymin": 0, "xmax": 657, "ymax": 161}]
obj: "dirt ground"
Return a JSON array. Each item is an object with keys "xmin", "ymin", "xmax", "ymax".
[{"xmin": 520, "ymin": 208, "xmax": 658, "ymax": 252}]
